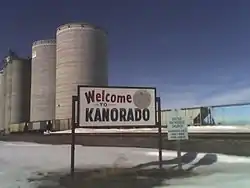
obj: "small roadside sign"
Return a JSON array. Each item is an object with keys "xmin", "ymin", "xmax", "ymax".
[
  {"xmin": 167, "ymin": 110, "xmax": 188, "ymax": 140},
  {"xmin": 167, "ymin": 109, "xmax": 189, "ymax": 170}
]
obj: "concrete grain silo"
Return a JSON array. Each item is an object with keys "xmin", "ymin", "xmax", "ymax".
[
  {"xmin": 4, "ymin": 58, "xmax": 11, "ymax": 130},
  {"xmin": 2, "ymin": 65, "xmax": 7, "ymax": 132},
  {"xmin": 4, "ymin": 54, "xmax": 31, "ymax": 128},
  {"xmin": 0, "ymin": 70, "xmax": 4, "ymax": 132},
  {"xmin": 30, "ymin": 39, "xmax": 56, "ymax": 122},
  {"xmin": 56, "ymin": 22, "xmax": 108, "ymax": 122}
]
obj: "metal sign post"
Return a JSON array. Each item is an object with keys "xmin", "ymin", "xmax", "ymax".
[
  {"xmin": 176, "ymin": 139, "xmax": 182, "ymax": 170},
  {"xmin": 175, "ymin": 109, "xmax": 182, "ymax": 171},
  {"xmin": 156, "ymin": 97, "xmax": 163, "ymax": 169},
  {"xmin": 71, "ymin": 96, "xmax": 78, "ymax": 178},
  {"xmin": 167, "ymin": 109, "xmax": 188, "ymax": 171}
]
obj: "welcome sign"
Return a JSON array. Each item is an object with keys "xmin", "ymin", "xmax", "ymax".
[{"xmin": 78, "ymin": 86, "xmax": 156, "ymax": 126}]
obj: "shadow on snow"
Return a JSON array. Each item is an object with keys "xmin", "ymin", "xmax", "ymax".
[{"xmin": 35, "ymin": 152, "xmax": 217, "ymax": 188}]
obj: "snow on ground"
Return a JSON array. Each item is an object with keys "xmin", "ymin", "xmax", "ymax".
[
  {"xmin": 0, "ymin": 141, "xmax": 250, "ymax": 187},
  {"xmin": 51, "ymin": 125, "xmax": 250, "ymax": 134}
]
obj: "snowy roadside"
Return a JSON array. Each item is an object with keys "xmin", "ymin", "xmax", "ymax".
[
  {"xmin": 1, "ymin": 141, "xmax": 250, "ymax": 188},
  {"xmin": 50, "ymin": 125, "xmax": 250, "ymax": 134}
]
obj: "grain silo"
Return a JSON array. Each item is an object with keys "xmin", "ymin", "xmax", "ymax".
[
  {"xmin": 56, "ymin": 22, "xmax": 108, "ymax": 122},
  {"xmin": 0, "ymin": 70, "xmax": 4, "ymax": 132},
  {"xmin": 4, "ymin": 58, "xmax": 11, "ymax": 130},
  {"xmin": 30, "ymin": 39, "xmax": 56, "ymax": 122},
  {"xmin": 3, "ymin": 64, "xmax": 7, "ymax": 132},
  {"xmin": 4, "ymin": 54, "xmax": 31, "ymax": 127}
]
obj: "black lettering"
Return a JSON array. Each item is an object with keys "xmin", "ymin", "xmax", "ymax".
[
  {"xmin": 127, "ymin": 95, "xmax": 132, "ymax": 103},
  {"xmin": 106, "ymin": 93, "xmax": 110, "ymax": 102},
  {"xmin": 96, "ymin": 93, "xmax": 101, "ymax": 102},
  {"xmin": 85, "ymin": 108, "xmax": 151, "ymax": 123},
  {"xmin": 142, "ymin": 109, "xmax": 150, "ymax": 121},
  {"xmin": 85, "ymin": 90, "xmax": 95, "ymax": 104},
  {"xmin": 110, "ymin": 95, "xmax": 116, "ymax": 102},
  {"xmin": 117, "ymin": 96, "xmax": 126, "ymax": 103},
  {"xmin": 102, "ymin": 90, "xmax": 105, "ymax": 101},
  {"xmin": 173, "ymin": 124, "xmax": 184, "ymax": 128},
  {"xmin": 127, "ymin": 108, "xmax": 134, "ymax": 121},
  {"xmin": 102, "ymin": 108, "xmax": 109, "ymax": 121},
  {"xmin": 134, "ymin": 108, "xmax": 141, "ymax": 121},
  {"xmin": 120, "ymin": 108, "xmax": 126, "ymax": 121},
  {"xmin": 172, "ymin": 117, "xmax": 182, "ymax": 121},
  {"xmin": 94, "ymin": 108, "xmax": 102, "ymax": 121},
  {"xmin": 85, "ymin": 108, "xmax": 93, "ymax": 121},
  {"xmin": 110, "ymin": 108, "xmax": 118, "ymax": 121}
]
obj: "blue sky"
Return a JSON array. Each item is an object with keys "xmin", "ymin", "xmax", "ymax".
[{"xmin": 1, "ymin": 0, "xmax": 250, "ymax": 110}]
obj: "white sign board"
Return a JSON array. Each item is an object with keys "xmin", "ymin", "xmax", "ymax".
[
  {"xmin": 167, "ymin": 110, "xmax": 188, "ymax": 140},
  {"xmin": 79, "ymin": 86, "xmax": 156, "ymax": 126}
]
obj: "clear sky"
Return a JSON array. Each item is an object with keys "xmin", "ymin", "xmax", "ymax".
[{"xmin": 1, "ymin": 0, "xmax": 250, "ymax": 109}]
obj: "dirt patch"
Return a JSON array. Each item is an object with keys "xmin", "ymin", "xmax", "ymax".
[{"xmin": 33, "ymin": 167, "xmax": 195, "ymax": 188}]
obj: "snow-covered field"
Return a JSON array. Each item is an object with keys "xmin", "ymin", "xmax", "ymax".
[
  {"xmin": 51, "ymin": 125, "xmax": 250, "ymax": 134},
  {"xmin": 0, "ymin": 141, "xmax": 250, "ymax": 187}
]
